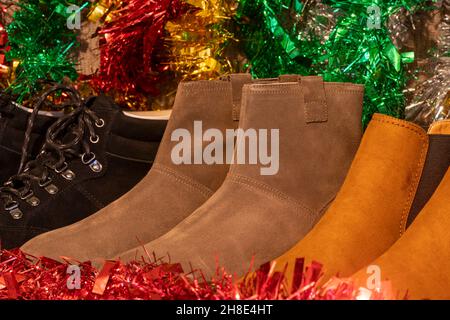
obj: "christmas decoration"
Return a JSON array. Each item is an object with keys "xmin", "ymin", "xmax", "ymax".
[
  {"xmin": 236, "ymin": 0, "xmax": 431, "ymax": 126},
  {"xmin": 405, "ymin": 0, "xmax": 450, "ymax": 128},
  {"xmin": 0, "ymin": 3, "xmax": 13, "ymax": 89},
  {"xmin": 235, "ymin": 0, "xmax": 330, "ymax": 77},
  {"xmin": 0, "ymin": 249, "xmax": 396, "ymax": 300},
  {"xmin": 5, "ymin": 0, "xmax": 86, "ymax": 102},
  {"xmin": 91, "ymin": 0, "xmax": 185, "ymax": 110},
  {"xmin": 0, "ymin": 0, "xmax": 445, "ymax": 118},
  {"xmin": 164, "ymin": 0, "xmax": 237, "ymax": 81},
  {"xmin": 405, "ymin": 57, "xmax": 450, "ymax": 128}
]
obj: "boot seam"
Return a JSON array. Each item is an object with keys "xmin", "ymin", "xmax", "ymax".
[
  {"xmin": 317, "ymin": 195, "xmax": 335, "ymax": 217},
  {"xmin": 0, "ymin": 224, "xmax": 49, "ymax": 233},
  {"xmin": 371, "ymin": 115, "xmax": 429, "ymax": 236},
  {"xmin": 0, "ymin": 144, "xmax": 21, "ymax": 155},
  {"xmin": 74, "ymin": 184, "xmax": 105, "ymax": 210},
  {"xmin": 246, "ymin": 84, "xmax": 364, "ymax": 95},
  {"xmin": 152, "ymin": 163, "xmax": 214, "ymax": 199},
  {"xmin": 228, "ymin": 173, "xmax": 315, "ymax": 217},
  {"xmin": 371, "ymin": 114, "xmax": 427, "ymax": 136},
  {"xmin": 428, "ymin": 119, "xmax": 450, "ymax": 134}
]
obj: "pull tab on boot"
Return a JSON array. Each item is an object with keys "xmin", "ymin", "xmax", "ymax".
[
  {"xmin": 220, "ymin": 74, "xmax": 253, "ymax": 122},
  {"xmin": 301, "ymin": 76, "xmax": 328, "ymax": 123}
]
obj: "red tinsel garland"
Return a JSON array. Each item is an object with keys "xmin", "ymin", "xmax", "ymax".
[
  {"xmin": 90, "ymin": 0, "xmax": 188, "ymax": 110},
  {"xmin": 0, "ymin": 249, "xmax": 395, "ymax": 300}
]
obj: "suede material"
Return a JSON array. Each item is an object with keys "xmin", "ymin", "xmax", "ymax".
[
  {"xmin": 351, "ymin": 121, "xmax": 450, "ymax": 299},
  {"xmin": 269, "ymin": 114, "xmax": 430, "ymax": 288},
  {"xmin": 352, "ymin": 167, "xmax": 450, "ymax": 300},
  {"xmin": 116, "ymin": 79, "xmax": 364, "ymax": 277},
  {"xmin": 406, "ymin": 135, "xmax": 450, "ymax": 226},
  {"xmin": 0, "ymin": 102, "xmax": 57, "ymax": 183},
  {"xmin": 2, "ymin": 96, "xmax": 165, "ymax": 249},
  {"xmin": 154, "ymin": 80, "xmax": 242, "ymax": 191},
  {"xmin": 21, "ymin": 76, "xmax": 253, "ymax": 260},
  {"xmin": 427, "ymin": 119, "xmax": 450, "ymax": 134}
]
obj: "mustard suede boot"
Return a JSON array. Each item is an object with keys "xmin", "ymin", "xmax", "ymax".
[
  {"xmin": 269, "ymin": 116, "xmax": 450, "ymax": 290},
  {"xmin": 351, "ymin": 120, "xmax": 450, "ymax": 300}
]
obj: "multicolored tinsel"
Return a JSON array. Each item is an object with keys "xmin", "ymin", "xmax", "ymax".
[
  {"xmin": 236, "ymin": 0, "xmax": 431, "ymax": 126},
  {"xmin": 236, "ymin": 0, "xmax": 326, "ymax": 77},
  {"xmin": 405, "ymin": 0, "xmax": 450, "ymax": 128},
  {"xmin": 5, "ymin": 0, "xmax": 87, "ymax": 102},
  {"xmin": 165, "ymin": 0, "xmax": 238, "ymax": 81},
  {"xmin": 0, "ymin": 249, "xmax": 397, "ymax": 300},
  {"xmin": 91, "ymin": 0, "xmax": 186, "ymax": 110},
  {"xmin": 0, "ymin": 3, "xmax": 13, "ymax": 89}
]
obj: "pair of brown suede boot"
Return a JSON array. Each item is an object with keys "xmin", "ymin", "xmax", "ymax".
[
  {"xmin": 269, "ymin": 117, "xmax": 450, "ymax": 299},
  {"xmin": 22, "ymin": 74, "xmax": 365, "ymax": 276}
]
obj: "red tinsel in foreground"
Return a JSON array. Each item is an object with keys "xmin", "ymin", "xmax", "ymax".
[{"xmin": 0, "ymin": 249, "xmax": 396, "ymax": 300}]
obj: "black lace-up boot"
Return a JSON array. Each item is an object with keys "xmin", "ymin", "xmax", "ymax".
[
  {"xmin": 0, "ymin": 94, "xmax": 58, "ymax": 184},
  {"xmin": 0, "ymin": 86, "xmax": 167, "ymax": 249}
]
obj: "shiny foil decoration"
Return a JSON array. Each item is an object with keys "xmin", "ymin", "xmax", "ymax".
[
  {"xmin": 91, "ymin": 0, "xmax": 185, "ymax": 110},
  {"xmin": 236, "ymin": 0, "xmax": 329, "ymax": 76},
  {"xmin": 0, "ymin": 249, "xmax": 398, "ymax": 300},
  {"xmin": 236, "ymin": 0, "xmax": 430, "ymax": 126},
  {"xmin": 164, "ymin": 0, "xmax": 238, "ymax": 81},
  {"xmin": 437, "ymin": 0, "xmax": 449, "ymax": 56},
  {"xmin": 405, "ymin": 57, "xmax": 450, "ymax": 128},
  {"xmin": 405, "ymin": 0, "xmax": 450, "ymax": 128},
  {"xmin": 5, "ymin": 0, "xmax": 86, "ymax": 102}
]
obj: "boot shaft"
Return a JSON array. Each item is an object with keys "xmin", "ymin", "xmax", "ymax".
[
  {"xmin": 154, "ymin": 75, "xmax": 253, "ymax": 191},
  {"xmin": 407, "ymin": 120, "xmax": 450, "ymax": 227},
  {"xmin": 229, "ymin": 77, "xmax": 364, "ymax": 215}
]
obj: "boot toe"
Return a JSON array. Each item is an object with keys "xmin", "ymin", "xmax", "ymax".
[
  {"xmin": 20, "ymin": 225, "xmax": 93, "ymax": 262},
  {"xmin": 21, "ymin": 231, "xmax": 66, "ymax": 261}
]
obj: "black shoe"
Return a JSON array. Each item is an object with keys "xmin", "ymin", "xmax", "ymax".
[
  {"xmin": 0, "ymin": 93, "xmax": 58, "ymax": 184},
  {"xmin": 0, "ymin": 86, "xmax": 167, "ymax": 249}
]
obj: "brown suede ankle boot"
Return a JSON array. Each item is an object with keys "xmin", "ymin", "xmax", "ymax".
[
  {"xmin": 351, "ymin": 120, "xmax": 450, "ymax": 300},
  {"xmin": 21, "ymin": 74, "xmax": 254, "ymax": 261},
  {"xmin": 269, "ymin": 116, "xmax": 450, "ymax": 290},
  {"xmin": 116, "ymin": 77, "xmax": 364, "ymax": 276}
]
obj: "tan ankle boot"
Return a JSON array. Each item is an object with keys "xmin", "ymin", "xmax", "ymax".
[
  {"xmin": 270, "ymin": 116, "xmax": 450, "ymax": 290},
  {"xmin": 21, "ymin": 74, "xmax": 254, "ymax": 261},
  {"xmin": 116, "ymin": 77, "xmax": 364, "ymax": 276},
  {"xmin": 351, "ymin": 120, "xmax": 450, "ymax": 300}
]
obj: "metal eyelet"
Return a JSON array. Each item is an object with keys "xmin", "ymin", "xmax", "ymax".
[
  {"xmin": 5, "ymin": 200, "xmax": 18, "ymax": 211},
  {"xmin": 39, "ymin": 177, "xmax": 52, "ymax": 187},
  {"xmin": 5, "ymin": 201, "xmax": 23, "ymax": 220},
  {"xmin": 81, "ymin": 152, "xmax": 103, "ymax": 172},
  {"xmin": 82, "ymin": 152, "xmax": 96, "ymax": 164},
  {"xmin": 89, "ymin": 160, "xmax": 103, "ymax": 173},
  {"xmin": 90, "ymin": 135, "xmax": 100, "ymax": 144},
  {"xmin": 61, "ymin": 169, "xmax": 76, "ymax": 181},
  {"xmin": 10, "ymin": 208, "xmax": 23, "ymax": 220},
  {"xmin": 54, "ymin": 162, "xmax": 68, "ymax": 174},
  {"xmin": 20, "ymin": 190, "xmax": 34, "ymax": 200},
  {"xmin": 95, "ymin": 118, "xmax": 105, "ymax": 128},
  {"xmin": 27, "ymin": 196, "xmax": 40, "ymax": 207},
  {"xmin": 45, "ymin": 184, "xmax": 59, "ymax": 195}
]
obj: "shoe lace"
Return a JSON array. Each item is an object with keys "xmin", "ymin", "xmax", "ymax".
[{"xmin": 0, "ymin": 84, "xmax": 104, "ymax": 217}]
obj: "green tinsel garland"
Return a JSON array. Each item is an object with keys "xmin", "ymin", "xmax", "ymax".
[
  {"xmin": 6, "ymin": 0, "xmax": 88, "ymax": 101},
  {"xmin": 236, "ymin": 0, "xmax": 434, "ymax": 126}
]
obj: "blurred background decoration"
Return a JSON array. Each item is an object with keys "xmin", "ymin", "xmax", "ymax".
[{"xmin": 0, "ymin": 0, "xmax": 447, "ymax": 128}]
